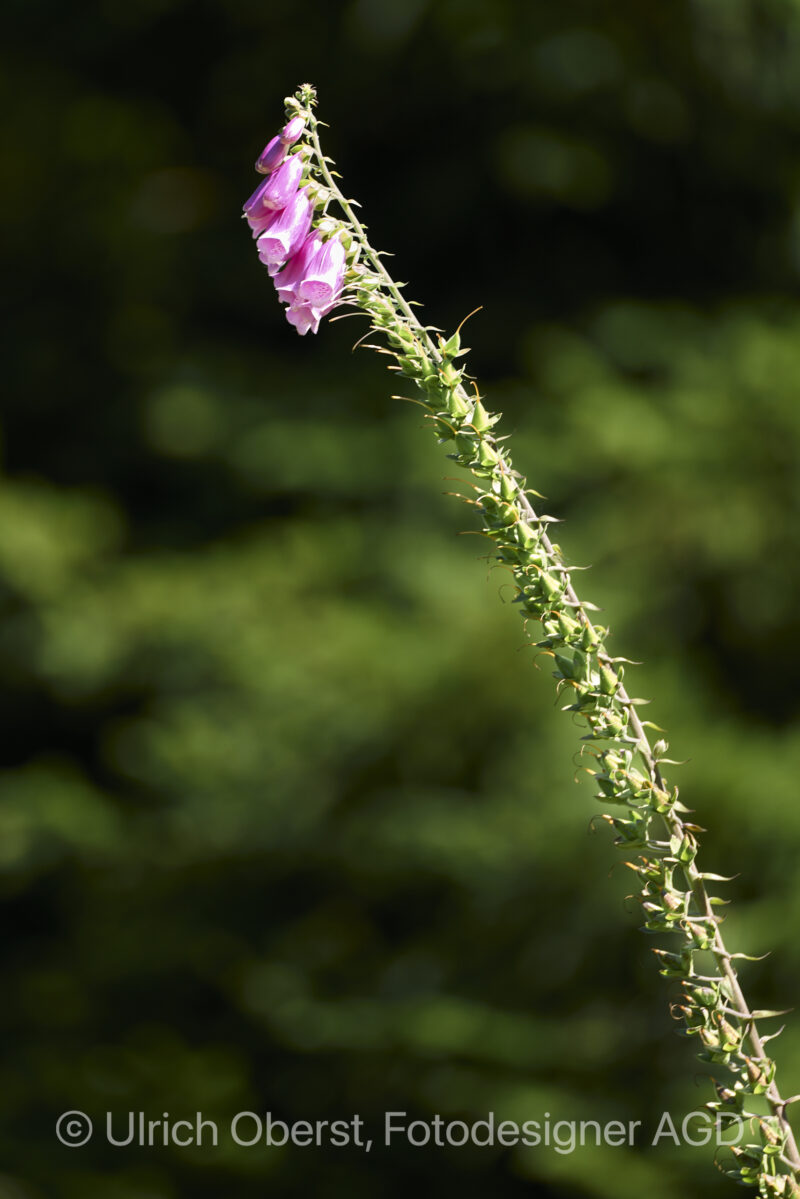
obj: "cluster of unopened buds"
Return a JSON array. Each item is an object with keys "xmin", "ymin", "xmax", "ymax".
[{"xmin": 243, "ymin": 115, "xmax": 346, "ymax": 335}]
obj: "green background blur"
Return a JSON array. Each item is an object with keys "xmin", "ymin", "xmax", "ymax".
[{"xmin": 3, "ymin": 1, "xmax": 800, "ymax": 1196}]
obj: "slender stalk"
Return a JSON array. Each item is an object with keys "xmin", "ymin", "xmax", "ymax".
[
  {"xmin": 254, "ymin": 85, "xmax": 800, "ymax": 1193},
  {"xmin": 310, "ymin": 126, "xmax": 800, "ymax": 1169}
]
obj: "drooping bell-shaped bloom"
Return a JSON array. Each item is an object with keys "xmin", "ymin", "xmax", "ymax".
[
  {"xmin": 243, "ymin": 175, "xmax": 282, "ymax": 235},
  {"xmin": 244, "ymin": 175, "xmax": 271, "ymax": 216},
  {"xmin": 285, "ymin": 301, "xmax": 327, "ymax": 337},
  {"xmin": 255, "ymin": 135, "xmax": 286, "ymax": 175},
  {"xmin": 247, "ymin": 206, "xmax": 280, "ymax": 238},
  {"xmin": 256, "ymin": 189, "xmax": 312, "ymax": 270},
  {"xmin": 272, "ymin": 233, "xmax": 324, "ymax": 305},
  {"xmin": 243, "ymin": 115, "xmax": 345, "ymax": 337},
  {"xmin": 281, "ymin": 116, "xmax": 305, "ymax": 145},
  {"xmin": 296, "ymin": 236, "xmax": 346, "ymax": 308},
  {"xmin": 260, "ymin": 152, "xmax": 304, "ymax": 212},
  {"xmin": 243, "ymin": 180, "xmax": 281, "ymax": 236}
]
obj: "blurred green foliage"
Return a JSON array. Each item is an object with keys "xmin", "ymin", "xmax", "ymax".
[{"xmin": 3, "ymin": 1, "xmax": 800, "ymax": 1196}]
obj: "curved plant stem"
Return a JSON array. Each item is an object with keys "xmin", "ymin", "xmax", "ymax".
[
  {"xmin": 309, "ymin": 104, "xmax": 800, "ymax": 1178},
  {"xmin": 260, "ymin": 86, "xmax": 800, "ymax": 1191}
]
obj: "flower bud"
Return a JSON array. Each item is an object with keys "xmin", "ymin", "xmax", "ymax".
[
  {"xmin": 281, "ymin": 116, "xmax": 305, "ymax": 145},
  {"xmin": 255, "ymin": 135, "xmax": 286, "ymax": 175},
  {"xmin": 243, "ymin": 175, "xmax": 270, "ymax": 214}
]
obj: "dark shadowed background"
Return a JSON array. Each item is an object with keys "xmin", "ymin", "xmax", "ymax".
[{"xmin": 3, "ymin": 1, "xmax": 800, "ymax": 1196}]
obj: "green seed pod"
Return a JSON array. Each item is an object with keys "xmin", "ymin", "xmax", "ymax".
[
  {"xmin": 715, "ymin": 1014, "xmax": 742, "ymax": 1051},
  {"xmin": 653, "ymin": 947, "xmax": 692, "ymax": 977},
  {"xmin": 579, "ymin": 623, "xmax": 600, "ymax": 651},
  {"xmin": 495, "ymin": 501, "xmax": 517, "ymax": 527},
  {"xmin": 684, "ymin": 919, "xmax": 715, "ymax": 949},
  {"xmin": 440, "ymin": 329, "xmax": 461, "ymax": 359},
  {"xmin": 471, "ymin": 399, "xmax": 493, "ymax": 432},
  {"xmin": 397, "ymin": 355, "xmax": 423, "ymax": 377},
  {"xmin": 714, "ymin": 1083, "xmax": 740, "ymax": 1107},
  {"xmin": 674, "ymin": 830, "xmax": 698, "ymax": 865},
  {"xmin": 500, "ymin": 473, "xmax": 518, "ymax": 502},
  {"xmin": 571, "ymin": 648, "xmax": 589, "ymax": 681},
  {"xmin": 387, "ymin": 327, "xmax": 414, "ymax": 349},
  {"xmin": 476, "ymin": 441, "xmax": 499, "ymax": 468},
  {"xmin": 440, "ymin": 362, "xmax": 462, "ymax": 387},
  {"xmin": 515, "ymin": 521, "xmax": 538, "ymax": 548},
  {"xmin": 744, "ymin": 1056, "xmax": 774, "ymax": 1093},
  {"xmin": 480, "ymin": 494, "xmax": 501, "ymax": 520},
  {"xmin": 761, "ymin": 1121, "xmax": 782, "ymax": 1147},
  {"xmin": 539, "ymin": 572, "xmax": 562, "ymax": 600},
  {"xmin": 599, "ymin": 664, "xmax": 619, "ymax": 695},
  {"xmin": 554, "ymin": 652, "xmax": 575, "ymax": 679},
  {"xmin": 680, "ymin": 1004, "xmax": 705, "ymax": 1029},
  {"xmin": 726, "ymin": 1146, "xmax": 761, "ymax": 1188},
  {"xmin": 557, "ymin": 613, "xmax": 580, "ymax": 641},
  {"xmin": 699, "ymin": 1025, "xmax": 722, "ymax": 1050},
  {"xmin": 446, "ymin": 388, "xmax": 471, "ymax": 417},
  {"xmin": 433, "ymin": 423, "xmax": 456, "ymax": 443},
  {"xmin": 604, "ymin": 710, "xmax": 628, "ymax": 736},
  {"xmin": 688, "ymin": 984, "xmax": 719, "ymax": 1007}
]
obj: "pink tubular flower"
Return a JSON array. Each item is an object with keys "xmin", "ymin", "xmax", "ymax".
[
  {"xmin": 243, "ymin": 174, "xmax": 271, "ymax": 215},
  {"xmin": 270, "ymin": 233, "xmax": 347, "ymax": 335},
  {"xmin": 243, "ymin": 176, "xmax": 283, "ymax": 235},
  {"xmin": 243, "ymin": 179, "xmax": 281, "ymax": 236},
  {"xmin": 247, "ymin": 206, "xmax": 280, "ymax": 238},
  {"xmin": 243, "ymin": 114, "xmax": 345, "ymax": 337},
  {"xmin": 272, "ymin": 233, "xmax": 324, "ymax": 305},
  {"xmin": 260, "ymin": 151, "xmax": 304, "ymax": 212},
  {"xmin": 285, "ymin": 301, "xmax": 330, "ymax": 336},
  {"xmin": 281, "ymin": 116, "xmax": 305, "ymax": 145},
  {"xmin": 296, "ymin": 236, "xmax": 346, "ymax": 308},
  {"xmin": 255, "ymin": 135, "xmax": 286, "ymax": 175},
  {"xmin": 256, "ymin": 189, "xmax": 312, "ymax": 270}
]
